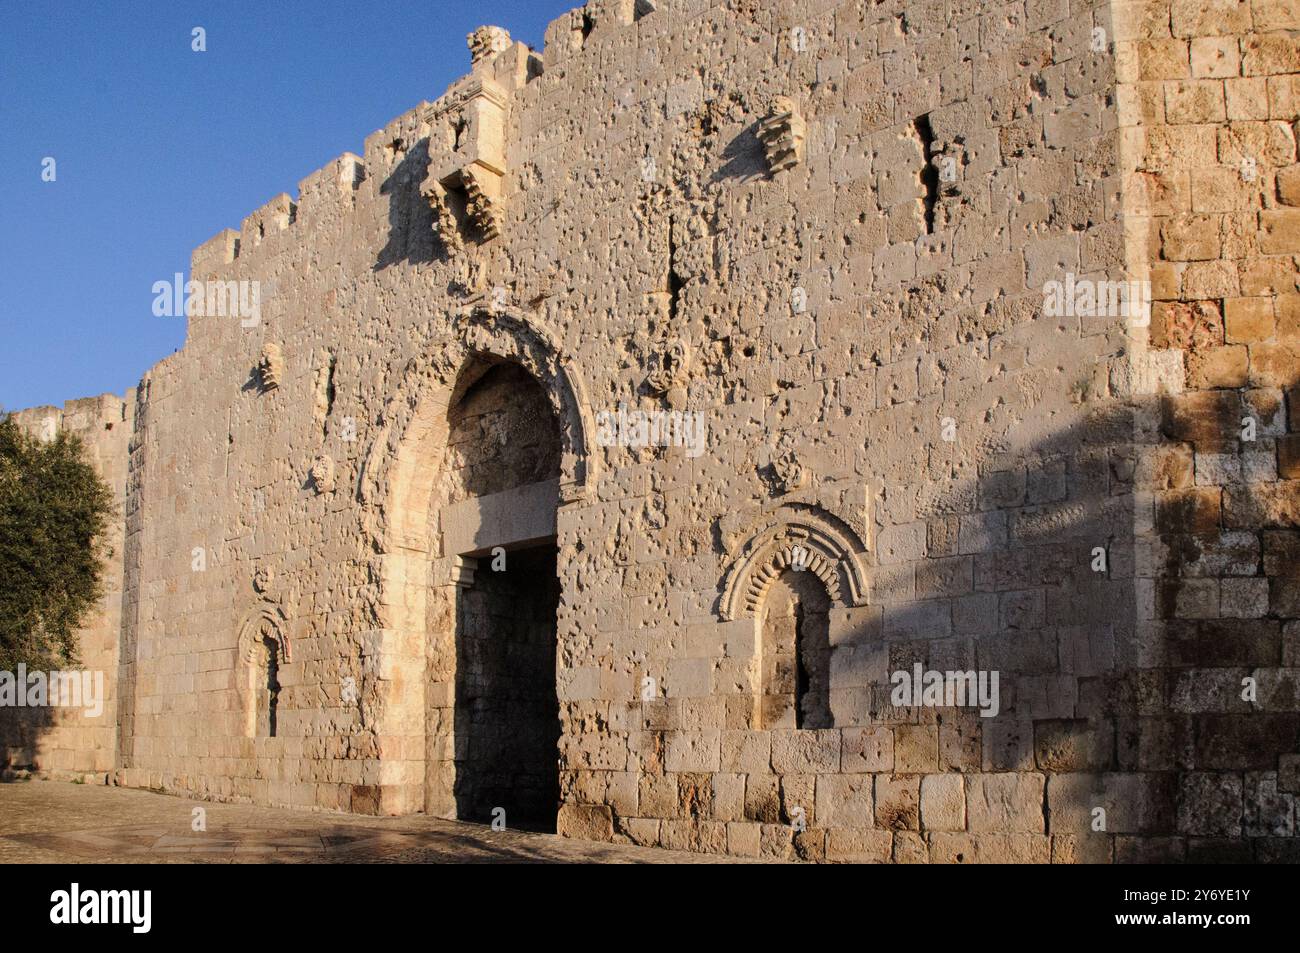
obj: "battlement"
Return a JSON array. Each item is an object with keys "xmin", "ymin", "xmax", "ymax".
[
  {"xmin": 186, "ymin": 1, "xmax": 679, "ymax": 272},
  {"xmin": 9, "ymin": 392, "xmax": 132, "ymax": 438}
]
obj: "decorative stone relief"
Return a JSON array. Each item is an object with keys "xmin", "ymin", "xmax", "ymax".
[
  {"xmin": 310, "ymin": 454, "xmax": 336, "ymax": 495},
  {"xmin": 237, "ymin": 605, "xmax": 291, "ymax": 665},
  {"xmin": 258, "ymin": 342, "xmax": 284, "ymax": 391},
  {"xmin": 360, "ymin": 304, "xmax": 599, "ymax": 524},
  {"xmin": 757, "ymin": 96, "xmax": 805, "ymax": 174},
  {"xmin": 771, "ymin": 445, "xmax": 807, "ymax": 493},
  {"xmin": 421, "ymin": 77, "xmax": 508, "ymax": 251},
  {"xmin": 467, "ymin": 26, "xmax": 511, "ymax": 66},
  {"xmin": 718, "ymin": 504, "xmax": 869, "ymax": 621},
  {"xmin": 645, "ymin": 336, "xmax": 691, "ymax": 407},
  {"xmin": 252, "ymin": 565, "xmax": 274, "ymax": 594}
]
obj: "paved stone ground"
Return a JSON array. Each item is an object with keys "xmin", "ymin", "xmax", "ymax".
[{"xmin": 0, "ymin": 780, "xmax": 750, "ymax": 864}]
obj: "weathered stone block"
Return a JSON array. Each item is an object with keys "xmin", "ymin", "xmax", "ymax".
[
  {"xmin": 967, "ymin": 773, "xmax": 1045, "ymax": 833},
  {"xmin": 919, "ymin": 773, "xmax": 965, "ymax": 831},
  {"xmin": 874, "ymin": 774, "xmax": 920, "ymax": 831},
  {"xmin": 770, "ymin": 730, "xmax": 840, "ymax": 774}
]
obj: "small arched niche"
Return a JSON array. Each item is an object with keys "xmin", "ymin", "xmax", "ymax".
[
  {"xmin": 759, "ymin": 569, "xmax": 833, "ymax": 730},
  {"xmin": 719, "ymin": 506, "xmax": 871, "ymax": 731},
  {"xmin": 237, "ymin": 609, "xmax": 290, "ymax": 739}
]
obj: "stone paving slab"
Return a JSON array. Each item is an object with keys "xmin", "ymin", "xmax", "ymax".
[{"xmin": 0, "ymin": 780, "xmax": 753, "ymax": 864}]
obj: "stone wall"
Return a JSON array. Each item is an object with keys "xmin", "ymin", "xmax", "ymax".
[
  {"xmin": 7, "ymin": 0, "xmax": 1298, "ymax": 861},
  {"xmin": 1114, "ymin": 0, "xmax": 1300, "ymax": 860}
]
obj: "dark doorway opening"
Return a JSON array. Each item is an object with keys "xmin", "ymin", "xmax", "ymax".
[
  {"xmin": 453, "ymin": 543, "xmax": 560, "ymax": 832},
  {"xmin": 760, "ymin": 569, "xmax": 832, "ymax": 730}
]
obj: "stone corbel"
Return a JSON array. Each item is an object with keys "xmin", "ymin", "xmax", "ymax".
[
  {"xmin": 258, "ymin": 342, "xmax": 284, "ymax": 392},
  {"xmin": 451, "ymin": 555, "xmax": 478, "ymax": 589},
  {"xmin": 463, "ymin": 164, "xmax": 504, "ymax": 240},
  {"xmin": 758, "ymin": 96, "xmax": 806, "ymax": 175}
]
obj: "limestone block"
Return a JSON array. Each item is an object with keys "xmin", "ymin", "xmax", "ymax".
[
  {"xmin": 874, "ymin": 774, "xmax": 920, "ymax": 830},
  {"xmin": 815, "ymin": 774, "xmax": 874, "ymax": 828},
  {"xmin": 770, "ymin": 729, "xmax": 840, "ymax": 774},
  {"xmin": 920, "ymin": 774, "xmax": 965, "ymax": 831},
  {"xmin": 558, "ymin": 801, "xmax": 615, "ymax": 840},
  {"xmin": 664, "ymin": 730, "xmax": 720, "ymax": 773},
  {"xmin": 966, "ymin": 773, "xmax": 1045, "ymax": 832}
]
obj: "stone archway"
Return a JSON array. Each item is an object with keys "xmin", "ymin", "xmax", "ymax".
[
  {"xmin": 719, "ymin": 504, "xmax": 870, "ymax": 732},
  {"xmin": 236, "ymin": 606, "xmax": 290, "ymax": 740},
  {"xmin": 442, "ymin": 358, "xmax": 562, "ymax": 829},
  {"xmin": 360, "ymin": 305, "xmax": 589, "ymax": 821},
  {"xmin": 718, "ymin": 504, "xmax": 870, "ymax": 622}
]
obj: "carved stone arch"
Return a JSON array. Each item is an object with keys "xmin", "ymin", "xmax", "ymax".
[
  {"xmin": 236, "ymin": 604, "xmax": 290, "ymax": 739},
  {"xmin": 353, "ymin": 302, "xmax": 593, "ymax": 816},
  {"xmin": 237, "ymin": 604, "xmax": 291, "ymax": 664},
  {"xmin": 719, "ymin": 505, "xmax": 870, "ymax": 621},
  {"xmin": 358, "ymin": 303, "xmax": 597, "ymax": 556},
  {"xmin": 450, "ymin": 303, "xmax": 597, "ymax": 503}
]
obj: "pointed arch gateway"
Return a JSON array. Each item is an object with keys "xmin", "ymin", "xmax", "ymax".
[{"xmin": 361, "ymin": 304, "xmax": 594, "ymax": 824}]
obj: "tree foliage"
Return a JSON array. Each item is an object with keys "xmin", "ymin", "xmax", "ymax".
[{"xmin": 0, "ymin": 412, "xmax": 115, "ymax": 671}]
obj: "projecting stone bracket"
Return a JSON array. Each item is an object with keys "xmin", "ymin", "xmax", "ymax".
[
  {"xmin": 450, "ymin": 555, "xmax": 478, "ymax": 589},
  {"xmin": 421, "ymin": 71, "xmax": 509, "ymax": 251},
  {"xmin": 258, "ymin": 342, "xmax": 284, "ymax": 392},
  {"xmin": 757, "ymin": 96, "xmax": 805, "ymax": 175}
]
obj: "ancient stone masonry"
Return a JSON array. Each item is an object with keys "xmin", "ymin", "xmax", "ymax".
[
  {"xmin": 4, "ymin": 0, "xmax": 1300, "ymax": 862},
  {"xmin": 1111, "ymin": 0, "xmax": 1300, "ymax": 861}
]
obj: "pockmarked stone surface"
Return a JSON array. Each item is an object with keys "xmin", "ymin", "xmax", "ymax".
[{"xmin": 3, "ymin": 0, "xmax": 1299, "ymax": 863}]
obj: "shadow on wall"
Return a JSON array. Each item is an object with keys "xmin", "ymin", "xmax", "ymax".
[
  {"xmin": 375, "ymin": 137, "xmax": 437, "ymax": 272},
  {"xmin": 0, "ymin": 705, "xmax": 55, "ymax": 780},
  {"xmin": 713, "ymin": 122, "xmax": 768, "ymax": 185},
  {"xmin": 818, "ymin": 380, "xmax": 1299, "ymax": 862}
]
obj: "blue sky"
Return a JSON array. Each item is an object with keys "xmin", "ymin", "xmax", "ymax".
[{"xmin": 0, "ymin": 0, "xmax": 574, "ymax": 411}]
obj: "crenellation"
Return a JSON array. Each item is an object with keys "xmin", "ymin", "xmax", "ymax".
[
  {"xmin": 543, "ymin": 7, "xmax": 588, "ymax": 65},
  {"xmin": 192, "ymin": 228, "xmax": 240, "ymax": 271},
  {"xmin": 362, "ymin": 103, "xmax": 432, "ymax": 177},
  {"xmin": 239, "ymin": 193, "xmax": 297, "ymax": 252},
  {"xmin": 296, "ymin": 152, "xmax": 366, "ymax": 220}
]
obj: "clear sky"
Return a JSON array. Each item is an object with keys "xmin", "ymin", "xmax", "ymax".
[{"xmin": 0, "ymin": 0, "xmax": 575, "ymax": 412}]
